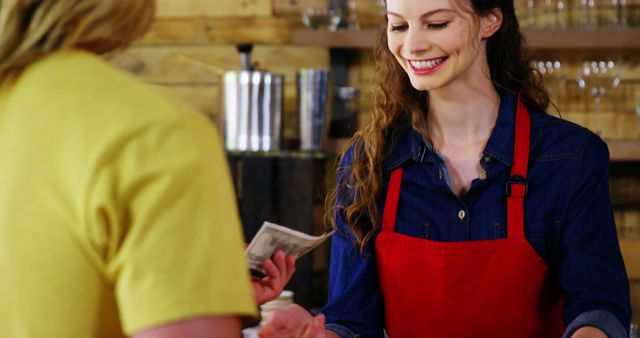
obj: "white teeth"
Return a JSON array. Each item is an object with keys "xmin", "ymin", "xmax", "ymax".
[{"xmin": 410, "ymin": 57, "xmax": 446, "ymax": 69}]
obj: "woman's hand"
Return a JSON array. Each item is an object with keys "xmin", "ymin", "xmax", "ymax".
[
  {"xmin": 570, "ymin": 326, "xmax": 607, "ymax": 338},
  {"xmin": 258, "ymin": 304, "xmax": 326, "ymax": 338},
  {"xmin": 252, "ymin": 250, "xmax": 296, "ymax": 305}
]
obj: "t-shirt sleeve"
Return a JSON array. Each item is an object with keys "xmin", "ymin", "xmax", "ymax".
[{"xmin": 89, "ymin": 110, "xmax": 256, "ymax": 334}]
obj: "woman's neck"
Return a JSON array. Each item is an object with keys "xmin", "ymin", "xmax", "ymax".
[{"xmin": 426, "ymin": 84, "xmax": 500, "ymax": 151}]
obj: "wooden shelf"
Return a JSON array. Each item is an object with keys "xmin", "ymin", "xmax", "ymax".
[
  {"xmin": 292, "ymin": 28, "xmax": 640, "ymax": 50},
  {"xmin": 612, "ymin": 198, "xmax": 640, "ymax": 207},
  {"xmin": 525, "ymin": 28, "xmax": 640, "ymax": 50},
  {"xmin": 620, "ymin": 239, "xmax": 640, "ymax": 280},
  {"xmin": 608, "ymin": 140, "xmax": 640, "ymax": 162}
]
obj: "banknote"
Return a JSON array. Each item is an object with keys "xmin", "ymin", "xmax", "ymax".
[{"xmin": 245, "ymin": 221, "xmax": 335, "ymax": 271}]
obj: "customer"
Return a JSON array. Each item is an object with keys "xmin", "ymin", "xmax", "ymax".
[
  {"xmin": 259, "ymin": 0, "xmax": 631, "ymax": 337},
  {"xmin": 0, "ymin": 1, "xmax": 294, "ymax": 337}
]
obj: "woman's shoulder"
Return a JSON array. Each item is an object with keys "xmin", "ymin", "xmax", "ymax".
[
  {"xmin": 338, "ymin": 124, "xmax": 422, "ymax": 173},
  {"xmin": 14, "ymin": 49, "xmax": 207, "ymax": 129},
  {"xmin": 529, "ymin": 109, "xmax": 609, "ymax": 163}
]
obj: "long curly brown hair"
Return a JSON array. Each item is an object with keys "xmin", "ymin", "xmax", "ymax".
[
  {"xmin": 0, "ymin": 0, "xmax": 155, "ymax": 84},
  {"xmin": 326, "ymin": 0, "xmax": 550, "ymax": 254}
]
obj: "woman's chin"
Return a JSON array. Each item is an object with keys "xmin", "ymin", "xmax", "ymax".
[{"xmin": 409, "ymin": 80, "xmax": 441, "ymax": 92}]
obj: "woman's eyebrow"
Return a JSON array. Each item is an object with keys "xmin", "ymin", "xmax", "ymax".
[{"xmin": 387, "ymin": 9, "xmax": 455, "ymax": 19}]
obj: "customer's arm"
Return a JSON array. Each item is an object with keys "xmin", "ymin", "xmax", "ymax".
[
  {"xmin": 132, "ymin": 317, "xmax": 242, "ymax": 338},
  {"xmin": 95, "ymin": 111, "xmax": 257, "ymax": 336}
]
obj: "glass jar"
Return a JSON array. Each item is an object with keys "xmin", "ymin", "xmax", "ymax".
[{"xmin": 302, "ymin": 0, "xmax": 343, "ymax": 31}]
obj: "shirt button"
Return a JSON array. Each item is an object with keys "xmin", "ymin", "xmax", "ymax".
[
  {"xmin": 458, "ymin": 210, "xmax": 466, "ymax": 220},
  {"xmin": 484, "ymin": 155, "xmax": 492, "ymax": 162},
  {"xmin": 479, "ymin": 169, "xmax": 487, "ymax": 180}
]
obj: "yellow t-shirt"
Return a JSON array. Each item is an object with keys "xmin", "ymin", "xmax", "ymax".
[{"xmin": 0, "ymin": 50, "xmax": 256, "ymax": 337}]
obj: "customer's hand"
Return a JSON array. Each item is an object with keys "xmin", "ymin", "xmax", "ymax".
[
  {"xmin": 252, "ymin": 250, "xmax": 296, "ymax": 305},
  {"xmin": 258, "ymin": 304, "xmax": 326, "ymax": 338}
]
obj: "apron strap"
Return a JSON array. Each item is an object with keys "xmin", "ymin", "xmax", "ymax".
[
  {"xmin": 382, "ymin": 168, "xmax": 403, "ymax": 232},
  {"xmin": 507, "ymin": 93, "xmax": 531, "ymax": 241}
]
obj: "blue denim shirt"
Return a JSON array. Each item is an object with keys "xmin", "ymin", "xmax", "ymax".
[{"xmin": 321, "ymin": 92, "xmax": 631, "ymax": 338}]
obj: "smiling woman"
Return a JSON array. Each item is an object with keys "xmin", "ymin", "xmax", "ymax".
[{"xmin": 257, "ymin": 0, "xmax": 632, "ymax": 337}]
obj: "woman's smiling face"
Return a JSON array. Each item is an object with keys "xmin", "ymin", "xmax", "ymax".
[{"xmin": 385, "ymin": 0, "xmax": 492, "ymax": 92}]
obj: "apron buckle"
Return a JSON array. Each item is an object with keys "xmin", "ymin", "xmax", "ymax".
[{"xmin": 506, "ymin": 174, "xmax": 528, "ymax": 197}]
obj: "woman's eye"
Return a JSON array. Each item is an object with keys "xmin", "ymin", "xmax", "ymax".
[
  {"xmin": 389, "ymin": 24, "xmax": 408, "ymax": 32},
  {"xmin": 427, "ymin": 22, "xmax": 449, "ymax": 29}
]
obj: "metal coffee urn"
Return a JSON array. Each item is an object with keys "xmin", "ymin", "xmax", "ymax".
[{"xmin": 222, "ymin": 44, "xmax": 284, "ymax": 152}]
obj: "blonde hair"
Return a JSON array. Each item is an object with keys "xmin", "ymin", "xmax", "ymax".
[{"xmin": 0, "ymin": 0, "xmax": 156, "ymax": 83}]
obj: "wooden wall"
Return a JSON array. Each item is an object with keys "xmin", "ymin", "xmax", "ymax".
[{"xmin": 110, "ymin": 0, "xmax": 329, "ymax": 140}]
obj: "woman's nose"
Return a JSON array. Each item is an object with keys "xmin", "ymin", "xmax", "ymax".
[{"xmin": 403, "ymin": 26, "xmax": 432, "ymax": 57}]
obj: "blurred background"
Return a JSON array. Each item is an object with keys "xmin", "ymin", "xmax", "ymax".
[{"xmin": 109, "ymin": 0, "xmax": 640, "ymax": 328}]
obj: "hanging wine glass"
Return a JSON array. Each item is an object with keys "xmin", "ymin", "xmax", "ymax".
[
  {"xmin": 544, "ymin": 0, "xmax": 556, "ymax": 27},
  {"xmin": 576, "ymin": 61, "xmax": 592, "ymax": 128},
  {"xmin": 620, "ymin": 0, "xmax": 629, "ymax": 27},
  {"xmin": 579, "ymin": 0, "xmax": 590, "ymax": 27},
  {"xmin": 591, "ymin": 85, "xmax": 606, "ymax": 135},
  {"xmin": 552, "ymin": 60, "xmax": 567, "ymax": 110},
  {"xmin": 587, "ymin": 0, "xmax": 599, "ymax": 28},
  {"xmin": 606, "ymin": 60, "xmax": 625, "ymax": 138},
  {"xmin": 556, "ymin": 0, "xmax": 568, "ymax": 28},
  {"xmin": 346, "ymin": 0, "xmax": 360, "ymax": 31},
  {"xmin": 589, "ymin": 61, "xmax": 606, "ymax": 135},
  {"xmin": 301, "ymin": 0, "xmax": 343, "ymax": 31},
  {"xmin": 526, "ymin": 0, "xmax": 537, "ymax": 29}
]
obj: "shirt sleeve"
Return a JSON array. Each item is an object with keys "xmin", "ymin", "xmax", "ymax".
[
  {"xmin": 321, "ymin": 148, "xmax": 386, "ymax": 338},
  {"xmin": 562, "ymin": 310, "xmax": 628, "ymax": 338},
  {"xmin": 558, "ymin": 132, "xmax": 631, "ymax": 337},
  {"xmin": 90, "ymin": 111, "xmax": 256, "ymax": 334}
]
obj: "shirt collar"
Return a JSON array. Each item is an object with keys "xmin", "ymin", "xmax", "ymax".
[
  {"xmin": 381, "ymin": 90, "xmax": 518, "ymax": 171},
  {"xmin": 483, "ymin": 90, "xmax": 517, "ymax": 166}
]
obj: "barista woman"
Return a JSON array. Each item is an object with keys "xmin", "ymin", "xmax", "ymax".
[{"xmin": 258, "ymin": 0, "xmax": 631, "ymax": 337}]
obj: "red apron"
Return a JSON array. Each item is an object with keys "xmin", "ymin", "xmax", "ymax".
[{"xmin": 375, "ymin": 96, "xmax": 565, "ymax": 337}]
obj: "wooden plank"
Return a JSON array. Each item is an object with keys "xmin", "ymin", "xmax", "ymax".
[
  {"xmin": 156, "ymin": 0, "xmax": 271, "ymax": 18},
  {"xmin": 110, "ymin": 47, "xmax": 224, "ymax": 83},
  {"xmin": 157, "ymin": 84, "xmax": 220, "ymax": 118},
  {"xmin": 631, "ymin": 279, "xmax": 640, "ymax": 324},
  {"xmin": 110, "ymin": 45, "xmax": 325, "ymax": 139},
  {"xmin": 292, "ymin": 29, "xmax": 378, "ymax": 49},
  {"xmin": 147, "ymin": 83, "xmax": 300, "ymax": 139},
  {"xmin": 621, "ymin": 239, "xmax": 640, "ymax": 280},
  {"xmin": 608, "ymin": 140, "xmax": 640, "ymax": 162},
  {"xmin": 139, "ymin": 17, "xmax": 291, "ymax": 45},
  {"xmin": 110, "ymin": 45, "xmax": 329, "ymax": 85},
  {"xmin": 525, "ymin": 28, "xmax": 640, "ymax": 50}
]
